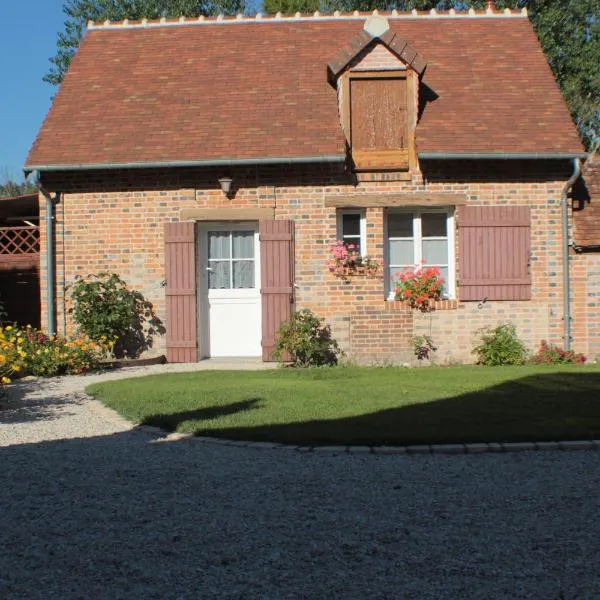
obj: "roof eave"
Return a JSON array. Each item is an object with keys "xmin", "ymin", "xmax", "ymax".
[
  {"xmin": 24, "ymin": 154, "xmax": 347, "ymax": 175},
  {"xmin": 418, "ymin": 151, "xmax": 588, "ymax": 160}
]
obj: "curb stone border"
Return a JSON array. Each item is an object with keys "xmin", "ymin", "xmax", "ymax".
[{"xmin": 134, "ymin": 426, "xmax": 600, "ymax": 455}]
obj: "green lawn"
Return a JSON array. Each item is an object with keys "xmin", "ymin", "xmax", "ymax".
[{"xmin": 86, "ymin": 365, "xmax": 600, "ymax": 446}]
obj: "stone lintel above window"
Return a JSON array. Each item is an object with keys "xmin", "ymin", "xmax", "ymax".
[{"xmin": 324, "ymin": 193, "xmax": 467, "ymax": 208}]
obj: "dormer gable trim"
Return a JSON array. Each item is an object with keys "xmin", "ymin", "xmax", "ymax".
[{"xmin": 327, "ymin": 17, "xmax": 426, "ymax": 85}]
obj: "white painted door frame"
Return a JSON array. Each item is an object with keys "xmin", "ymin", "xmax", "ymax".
[{"xmin": 196, "ymin": 222, "xmax": 262, "ymax": 358}]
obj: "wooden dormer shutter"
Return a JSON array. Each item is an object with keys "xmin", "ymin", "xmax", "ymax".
[
  {"xmin": 349, "ymin": 73, "xmax": 410, "ymax": 171},
  {"xmin": 351, "ymin": 77, "xmax": 408, "ymax": 149}
]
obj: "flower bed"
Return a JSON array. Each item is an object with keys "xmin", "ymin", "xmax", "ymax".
[
  {"xmin": 0, "ymin": 325, "xmax": 110, "ymax": 387},
  {"xmin": 531, "ymin": 340, "xmax": 586, "ymax": 365}
]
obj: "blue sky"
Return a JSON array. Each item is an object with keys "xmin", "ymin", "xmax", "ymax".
[{"xmin": 0, "ymin": 2, "xmax": 65, "ymax": 182}]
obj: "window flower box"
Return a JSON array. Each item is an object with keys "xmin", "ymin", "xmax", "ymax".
[
  {"xmin": 394, "ymin": 263, "xmax": 445, "ymax": 312},
  {"xmin": 327, "ymin": 240, "xmax": 380, "ymax": 281}
]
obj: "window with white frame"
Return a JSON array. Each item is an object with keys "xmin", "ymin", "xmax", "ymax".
[
  {"xmin": 337, "ymin": 210, "xmax": 366, "ymax": 255},
  {"xmin": 386, "ymin": 210, "xmax": 455, "ymax": 298}
]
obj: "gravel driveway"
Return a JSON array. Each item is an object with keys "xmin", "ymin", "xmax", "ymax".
[{"xmin": 1, "ymin": 365, "xmax": 600, "ymax": 600}]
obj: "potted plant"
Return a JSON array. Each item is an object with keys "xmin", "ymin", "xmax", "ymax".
[
  {"xmin": 395, "ymin": 263, "xmax": 445, "ymax": 311},
  {"xmin": 327, "ymin": 240, "xmax": 380, "ymax": 281}
]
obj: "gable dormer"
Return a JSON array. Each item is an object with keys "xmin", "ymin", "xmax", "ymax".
[{"xmin": 327, "ymin": 15, "xmax": 426, "ymax": 173}]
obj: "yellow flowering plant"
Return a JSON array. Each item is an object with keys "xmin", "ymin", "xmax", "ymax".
[
  {"xmin": 0, "ymin": 325, "xmax": 21, "ymax": 387},
  {"xmin": 0, "ymin": 325, "xmax": 111, "ymax": 384}
]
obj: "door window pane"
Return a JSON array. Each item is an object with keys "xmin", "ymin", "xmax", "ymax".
[
  {"xmin": 422, "ymin": 213, "xmax": 447, "ymax": 237},
  {"xmin": 422, "ymin": 239, "xmax": 448, "ymax": 265},
  {"xmin": 232, "ymin": 231, "xmax": 254, "ymax": 259},
  {"xmin": 233, "ymin": 260, "xmax": 255, "ymax": 289},
  {"xmin": 388, "ymin": 213, "xmax": 413, "ymax": 238},
  {"xmin": 207, "ymin": 230, "xmax": 256, "ymax": 290},
  {"xmin": 208, "ymin": 231, "xmax": 230, "ymax": 259},
  {"xmin": 208, "ymin": 260, "xmax": 230, "ymax": 289}
]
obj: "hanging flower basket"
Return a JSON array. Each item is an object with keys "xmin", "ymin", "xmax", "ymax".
[
  {"xmin": 395, "ymin": 263, "xmax": 445, "ymax": 312},
  {"xmin": 327, "ymin": 241, "xmax": 380, "ymax": 281}
]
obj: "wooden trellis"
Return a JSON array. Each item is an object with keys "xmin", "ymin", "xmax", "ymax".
[{"xmin": 0, "ymin": 226, "xmax": 40, "ymax": 255}]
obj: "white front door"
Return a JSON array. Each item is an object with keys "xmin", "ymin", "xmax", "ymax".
[{"xmin": 198, "ymin": 224, "xmax": 262, "ymax": 358}]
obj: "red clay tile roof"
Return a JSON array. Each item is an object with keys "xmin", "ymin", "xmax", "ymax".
[{"xmin": 26, "ymin": 13, "xmax": 584, "ymax": 170}]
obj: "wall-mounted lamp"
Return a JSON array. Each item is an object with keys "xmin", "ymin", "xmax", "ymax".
[{"xmin": 218, "ymin": 176, "xmax": 234, "ymax": 197}]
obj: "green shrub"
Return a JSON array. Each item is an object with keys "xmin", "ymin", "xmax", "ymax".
[
  {"xmin": 69, "ymin": 273, "xmax": 164, "ymax": 358},
  {"xmin": 412, "ymin": 335, "xmax": 437, "ymax": 361},
  {"xmin": 273, "ymin": 309, "xmax": 341, "ymax": 367},
  {"xmin": 473, "ymin": 323, "xmax": 528, "ymax": 366},
  {"xmin": 531, "ymin": 340, "xmax": 586, "ymax": 364}
]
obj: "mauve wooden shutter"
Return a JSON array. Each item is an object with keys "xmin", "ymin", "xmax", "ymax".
[
  {"xmin": 164, "ymin": 222, "xmax": 198, "ymax": 363},
  {"xmin": 351, "ymin": 78, "xmax": 407, "ymax": 150},
  {"xmin": 260, "ymin": 220, "xmax": 295, "ymax": 362},
  {"xmin": 458, "ymin": 206, "xmax": 531, "ymax": 301}
]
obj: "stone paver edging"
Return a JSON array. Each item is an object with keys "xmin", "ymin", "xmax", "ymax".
[{"xmin": 136, "ymin": 425, "xmax": 600, "ymax": 455}]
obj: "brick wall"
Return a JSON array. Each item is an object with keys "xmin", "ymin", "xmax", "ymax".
[
  {"xmin": 350, "ymin": 43, "xmax": 405, "ymax": 71},
  {"xmin": 37, "ymin": 157, "xmax": 587, "ymax": 364}
]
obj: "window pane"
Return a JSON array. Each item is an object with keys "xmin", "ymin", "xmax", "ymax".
[
  {"xmin": 388, "ymin": 213, "xmax": 413, "ymax": 238},
  {"xmin": 422, "ymin": 213, "xmax": 447, "ymax": 237},
  {"xmin": 389, "ymin": 239, "xmax": 414, "ymax": 265},
  {"xmin": 422, "ymin": 239, "xmax": 448, "ymax": 265},
  {"xmin": 208, "ymin": 231, "xmax": 230, "ymax": 259},
  {"xmin": 388, "ymin": 267, "xmax": 406, "ymax": 294},
  {"xmin": 232, "ymin": 231, "xmax": 254, "ymax": 259},
  {"xmin": 233, "ymin": 260, "xmax": 255, "ymax": 289},
  {"xmin": 342, "ymin": 213, "xmax": 361, "ymax": 236},
  {"xmin": 439, "ymin": 267, "xmax": 449, "ymax": 294},
  {"xmin": 208, "ymin": 260, "xmax": 230, "ymax": 289}
]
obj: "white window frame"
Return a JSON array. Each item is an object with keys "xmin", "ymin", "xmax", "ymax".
[
  {"xmin": 385, "ymin": 208, "xmax": 455, "ymax": 300},
  {"xmin": 336, "ymin": 209, "xmax": 367, "ymax": 257}
]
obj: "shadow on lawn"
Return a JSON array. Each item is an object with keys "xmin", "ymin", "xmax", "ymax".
[
  {"xmin": 142, "ymin": 397, "xmax": 263, "ymax": 430},
  {"xmin": 184, "ymin": 371, "xmax": 600, "ymax": 446}
]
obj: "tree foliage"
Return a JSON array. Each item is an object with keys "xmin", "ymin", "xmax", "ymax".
[
  {"xmin": 0, "ymin": 168, "xmax": 37, "ymax": 198},
  {"xmin": 263, "ymin": 0, "xmax": 319, "ymax": 14},
  {"xmin": 45, "ymin": 0, "xmax": 246, "ymax": 86},
  {"xmin": 263, "ymin": 0, "xmax": 600, "ymax": 150}
]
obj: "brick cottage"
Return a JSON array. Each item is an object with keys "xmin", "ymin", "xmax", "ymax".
[{"xmin": 25, "ymin": 7, "xmax": 594, "ymax": 364}]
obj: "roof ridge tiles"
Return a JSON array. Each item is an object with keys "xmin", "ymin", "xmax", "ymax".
[{"xmin": 87, "ymin": 7, "xmax": 528, "ymax": 29}]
